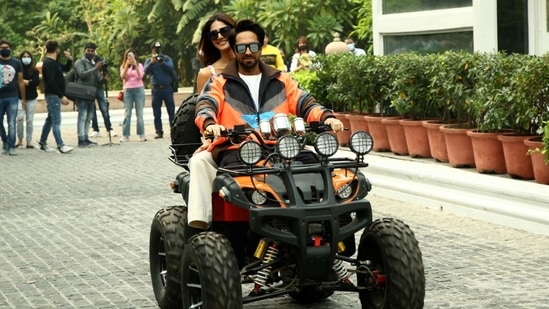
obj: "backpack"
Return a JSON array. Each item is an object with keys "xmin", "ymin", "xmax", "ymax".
[{"xmin": 170, "ymin": 93, "xmax": 202, "ymax": 157}]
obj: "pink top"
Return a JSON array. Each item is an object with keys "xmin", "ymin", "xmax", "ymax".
[{"xmin": 120, "ymin": 63, "xmax": 145, "ymax": 89}]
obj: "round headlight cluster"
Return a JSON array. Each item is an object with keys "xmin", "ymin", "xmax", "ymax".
[
  {"xmin": 349, "ymin": 131, "xmax": 373, "ymax": 155},
  {"xmin": 276, "ymin": 135, "xmax": 301, "ymax": 160},
  {"xmin": 238, "ymin": 141, "xmax": 262, "ymax": 165},
  {"xmin": 314, "ymin": 132, "xmax": 339, "ymax": 157},
  {"xmin": 337, "ymin": 183, "xmax": 353, "ymax": 199}
]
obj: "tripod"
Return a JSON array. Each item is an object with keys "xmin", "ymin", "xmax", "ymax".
[{"xmin": 101, "ymin": 80, "xmax": 119, "ymax": 147}]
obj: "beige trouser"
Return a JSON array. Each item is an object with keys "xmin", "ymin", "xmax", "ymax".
[{"xmin": 187, "ymin": 150, "xmax": 218, "ymax": 229}]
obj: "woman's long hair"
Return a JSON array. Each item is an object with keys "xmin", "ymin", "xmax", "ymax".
[{"xmin": 198, "ymin": 13, "xmax": 236, "ymax": 66}]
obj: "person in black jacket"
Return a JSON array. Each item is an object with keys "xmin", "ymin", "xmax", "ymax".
[
  {"xmin": 16, "ymin": 50, "xmax": 40, "ymax": 148},
  {"xmin": 38, "ymin": 40, "xmax": 74, "ymax": 153}
]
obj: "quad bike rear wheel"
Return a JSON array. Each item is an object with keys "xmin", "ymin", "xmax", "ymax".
[
  {"xmin": 357, "ymin": 218, "xmax": 425, "ymax": 309},
  {"xmin": 149, "ymin": 206, "xmax": 186, "ymax": 308},
  {"xmin": 181, "ymin": 232, "xmax": 242, "ymax": 309}
]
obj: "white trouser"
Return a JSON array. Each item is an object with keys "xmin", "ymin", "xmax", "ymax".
[{"xmin": 187, "ymin": 150, "xmax": 218, "ymax": 228}]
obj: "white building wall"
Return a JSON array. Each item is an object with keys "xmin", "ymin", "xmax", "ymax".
[{"xmin": 372, "ymin": 0, "xmax": 548, "ymax": 55}]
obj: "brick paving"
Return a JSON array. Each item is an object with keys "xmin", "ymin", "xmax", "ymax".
[{"xmin": 1, "ymin": 109, "xmax": 549, "ymax": 308}]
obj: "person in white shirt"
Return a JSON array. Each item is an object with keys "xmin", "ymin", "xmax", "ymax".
[{"xmin": 345, "ymin": 38, "xmax": 366, "ymax": 56}]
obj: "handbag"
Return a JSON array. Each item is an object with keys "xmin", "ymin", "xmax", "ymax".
[
  {"xmin": 65, "ymin": 82, "xmax": 96, "ymax": 101},
  {"xmin": 117, "ymin": 91, "xmax": 124, "ymax": 101}
]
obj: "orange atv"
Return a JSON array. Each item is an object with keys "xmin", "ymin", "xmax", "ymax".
[{"xmin": 149, "ymin": 114, "xmax": 425, "ymax": 308}]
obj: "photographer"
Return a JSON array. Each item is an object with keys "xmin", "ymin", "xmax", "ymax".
[
  {"xmin": 74, "ymin": 42, "xmax": 104, "ymax": 148},
  {"xmin": 90, "ymin": 54, "xmax": 115, "ymax": 138},
  {"xmin": 144, "ymin": 41, "xmax": 175, "ymax": 139}
]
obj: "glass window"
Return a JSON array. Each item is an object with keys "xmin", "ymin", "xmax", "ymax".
[
  {"xmin": 383, "ymin": 0, "xmax": 472, "ymax": 14},
  {"xmin": 384, "ymin": 31, "xmax": 474, "ymax": 55}
]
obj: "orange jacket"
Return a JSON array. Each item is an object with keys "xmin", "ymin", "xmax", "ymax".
[{"xmin": 196, "ymin": 61, "xmax": 333, "ymax": 154}]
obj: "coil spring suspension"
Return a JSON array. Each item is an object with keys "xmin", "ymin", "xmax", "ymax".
[
  {"xmin": 333, "ymin": 258, "xmax": 351, "ymax": 283},
  {"xmin": 253, "ymin": 243, "xmax": 279, "ymax": 288}
]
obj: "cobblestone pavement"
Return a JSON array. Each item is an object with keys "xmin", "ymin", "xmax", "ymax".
[{"xmin": 1, "ymin": 119, "xmax": 549, "ymax": 308}]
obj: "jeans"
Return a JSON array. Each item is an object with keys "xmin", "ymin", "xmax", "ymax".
[
  {"xmin": 17, "ymin": 98, "xmax": 38, "ymax": 143},
  {"xmin": 122, "ymin": 87, "xmax": 146, "ymax": 137},
  {"xmin": 0, "ymin": 96, "xmax": 18, "ymax": 148},
  {"xmin": 40, "ymin": 95, "xmax": 65, "ymax": 147},
  {"xmin": 91, "ymin": 88, "xmax": 112, "ymax": 132},
  {"xmin": 76, "ymin": 99, "xmax": 95, "ymax": 141},
  {"xmin": 151, "ymin": 87, "xmax": 175, "ymax": 134}
]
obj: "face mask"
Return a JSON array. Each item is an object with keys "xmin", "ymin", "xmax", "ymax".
[
  {"xmin": 298, "ymin": 45, "xmax": 308, "ymax": 52},
  {"xmin": 0, "ymin": 48, "xmax": 10, "ymax": 57},
  {"xmin": 85, "ymin": 52, "xmax": 95, "ymax": 61},
  {"xmin": 348, "ymin": 43, "xmax": 355, "ymax": 51},
  {"xmin": 22, "ymin": 57, "xmax": 31, "ymax": 65}
]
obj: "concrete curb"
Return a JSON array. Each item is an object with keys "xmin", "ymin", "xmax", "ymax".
[{"xmin": 335, "ymin": 148, "xmax": 549, "ymax": 236}]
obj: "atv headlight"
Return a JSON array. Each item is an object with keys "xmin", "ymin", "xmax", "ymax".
[
  {"xmin": 277, "ymin": 135, "xmax": 301, "ymax": 160},
  {"xmin": 349, "ymin": 131, "xmax": 373, "ymax": 155},
  {"xmin": 250, "ymin": 190, "xmax": 267, "ymax": 205},
  {"xmin": 238, "ymin": 141, "xmax": 262, "ymax": 165},
  {"xmin": 314, "ymin": 132, "xmax": 339, "ymax": 157},
  {"xmin": 337, "ymin": 183, "xmax": 353, "ymax": 199}
]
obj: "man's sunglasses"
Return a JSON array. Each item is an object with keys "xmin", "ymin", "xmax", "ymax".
[
  {"xmin": 208, "ymin": 26, "xmax": 232, "ymax": 41},
  {"xmin": 234, "ymin": 43, "xmax": 261, "ymax": 54}
]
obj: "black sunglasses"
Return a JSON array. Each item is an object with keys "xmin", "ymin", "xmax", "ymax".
[
  {"xmin": 234, "ymin": 43, "xmax": 261, "ymax": 54},
  {"xmin": 208, "ymin": 26, "xmax": 232, "ymax": 41}
]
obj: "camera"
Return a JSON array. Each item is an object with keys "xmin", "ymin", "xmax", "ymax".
[
  {"xmin": 100, "ymin": 60, "xmax": 109, "ymax": 69},
  {"xmin": 156, "ymin": 55, "xmax": 164, "ymax": 62}
]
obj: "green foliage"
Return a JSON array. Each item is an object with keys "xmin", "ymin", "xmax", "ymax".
[
  {"xmin": 542, "ymin": 120, "xmax": 549, "ymax": 163},
  {"xmin": 290, "ymin": 70, "xmax": 319, "ymax": 94}
]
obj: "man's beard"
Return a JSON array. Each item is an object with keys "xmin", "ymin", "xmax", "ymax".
[{"xmin": 238, "ymin": 57, "xmax": 258, "ymax": 70}]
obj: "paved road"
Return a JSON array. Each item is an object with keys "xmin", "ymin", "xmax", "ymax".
[{"xmin": 1, "ymin": 112, "xmax": 548, "ymax": 308}]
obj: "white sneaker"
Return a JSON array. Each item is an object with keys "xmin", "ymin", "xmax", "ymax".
[
  {"xmin": 91, "ymin": 131, "xmax": 100, "ymax": 138},
  {"xmin": 39, "ymin": 142, "xmax": 55, "ymax": 152},
  {"xmin": 120, "ymin": 136, "xmax": 129, "ymax": 143},
  {"xmin": 58, "ymin": 145, "xmax": 74, "ymax": 154},
  {"xmin": 139, "ymin": 135, "xmax": 147, "ymax": 142}
]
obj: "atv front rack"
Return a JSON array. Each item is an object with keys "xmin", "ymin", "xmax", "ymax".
[{"xmin": 169, "ymin": 143, "xmax": 202, "ymax": 168}]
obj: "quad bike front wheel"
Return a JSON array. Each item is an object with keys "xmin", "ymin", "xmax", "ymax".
[
  {"xmin": 181, "ymin": 232, "xmax": 242, "ymax": 309},
  {"xmin": 357, "ymin": 218, "xmax": 425, "ymax": 309},
  {"xmin": 149, "ymin": 206, "xmax": 187, "ymax": 308}
]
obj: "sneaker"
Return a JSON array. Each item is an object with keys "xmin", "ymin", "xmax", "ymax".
[
  {"xmin": 39, "ymin": 142, "xmax": 55, "ymax": 152},
  {"xmin": 154, "ymin": 133, "xmax": 163, "ymax": 139},
  {"xmin": 78, "ymin": 140, "xmax": 90, "ymax": 148},
  {"xmin": 91, "ymin": 131, "xmax": 100, "ymax": 138},
  {"xmin": 86, "ymin": 139, "xmax": 98, "ymax": 146},
  {"xmin": 58, "ymin": 145, "xmax": 74, "ymax": 153},
  {"xmin": 8, "ymin": 148, "xmax": 17, "ymax": 156},
  {"xmin": 139, "ymin": 135, "xmax": 147, "ymax": 142},
  {"xmin": 2, "ymin": 143, "xmax": 8, "ymax": 154},
  {"xmin": 120, "ymin": 136, "xmax": 129, "ymax": 143}
]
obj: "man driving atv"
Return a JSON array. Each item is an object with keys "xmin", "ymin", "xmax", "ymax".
[{"xmin": 188, "ymin": 19, "xmax": 344, "ymax": 235}]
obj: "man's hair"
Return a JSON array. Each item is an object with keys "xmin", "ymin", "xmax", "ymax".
[
  {"xmin": 228, "ymin": 19, "xmax": 265, "ymax": 50},
  {"xmin": 0, "ymin": 39, "xmax": 12, "ymax": 48},
  {"xmin": 84, "ymin": 42, "xmax": 97, "ymax": 50},
  {"xmin": 45, "ymin": 40, "xmax": 59, "ymax": 53}
]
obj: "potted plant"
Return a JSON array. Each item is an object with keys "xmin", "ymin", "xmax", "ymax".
[
  {"xmin": 495, "ymin": 54, "xmax": 549, "ymax": 179},
  {"xmin": 432, "ymin": 51, "xmax": 477, "ymax": 167},
  {"xmin": 362, "ymin": 55, "xmax": 398, "ymax": 152},
  {"xmin": 524, "ymin": 120, "xmax": 549, "ymax": 184}
]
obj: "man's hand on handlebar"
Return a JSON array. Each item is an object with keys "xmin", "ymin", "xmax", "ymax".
[
  {"xmin": 205, "ymin": 124, "xmax": 226, "ymax": 137},
  {"xmin": 324, "ymin": 118, "xmax": 344, "ymax": 132}
]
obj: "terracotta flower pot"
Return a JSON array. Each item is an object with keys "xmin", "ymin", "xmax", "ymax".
[
  {"xmin": 345, "ymin": 114, "xmax": 369, "ymax": 134},
  {"xmin": 334, "ymin": 113, "xmax": 351, "ymax": 146},
  {"xmin": 364, "ymin": 115, "xmax": 391, "ymax": 152},
  {"xmin": 497, "ymin": 134, "xmax": 535, "ymax": 180},
  {"xmin": 439, "ymin": 125, "xmax": 475, "ymax": 168},
  {"xmin": 422, "ymin": 120, "xmax": 448, "ymax": 163},
  {"xmin": 466, "ymin": 130, "xmax": 506, "ymax": 174},
  {"xmin": 400, "ymin": 119, "xmax": 431, "ymax": 158},
  {"xmin": 381, "ymin": 117, "xmax": 408, "ymax": 155},
  {"xmin": 524, "ymin": 137, "xmax": 549, "ymax": 184}
]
